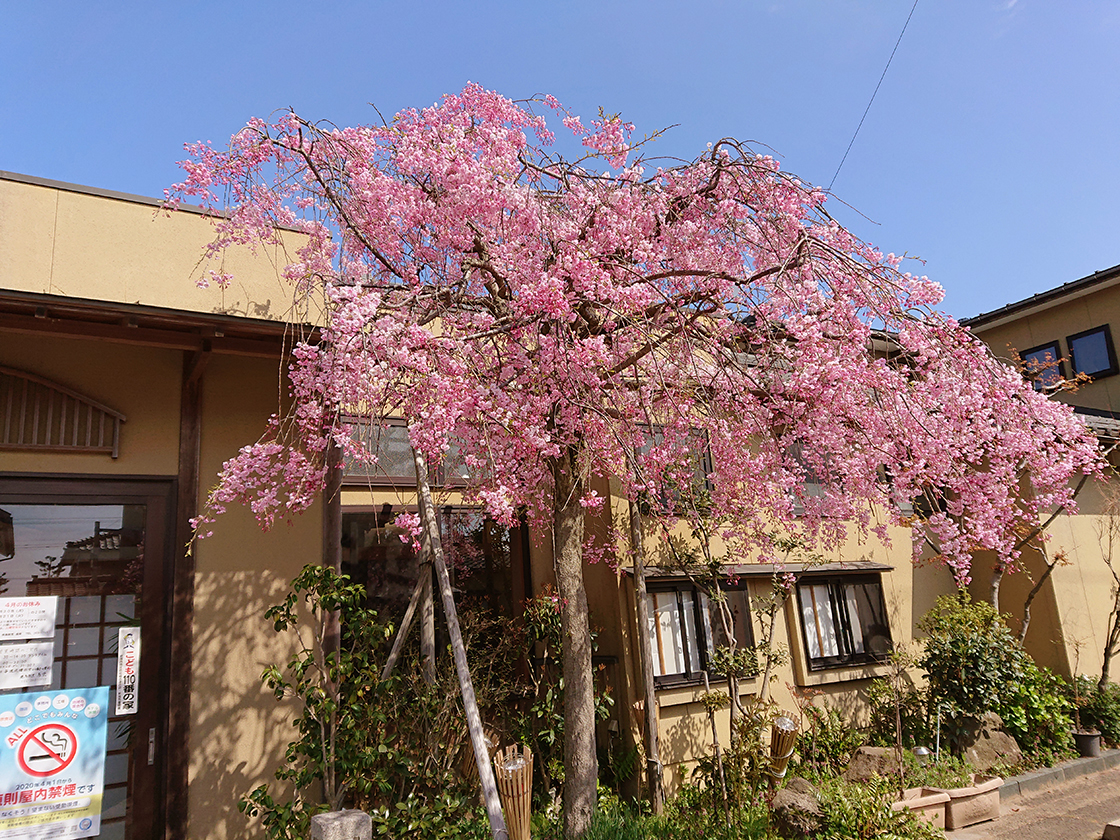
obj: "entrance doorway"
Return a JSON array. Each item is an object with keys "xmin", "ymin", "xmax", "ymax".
[{"xmin": 0, "ymin": 477, "xmax": 172, "ymax": 840}]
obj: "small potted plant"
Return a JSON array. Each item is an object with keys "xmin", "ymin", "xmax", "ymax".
[
  {"xmin": 1072, "ymin": 676, "xmax": 1102, "ymax": 757},
  {"xmin": 1070, "ymin": 642, "xmax": 1102, "ymax": 757}
]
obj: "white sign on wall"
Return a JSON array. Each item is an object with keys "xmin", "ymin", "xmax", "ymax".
[
  {"xmin": 0, "ymin": 599, "xmax": 57, "ymax": 642},
  {"xmin": 114, "ymin": 628, "xmax": 139, "ymax": 716},
  {"xmin": 0, "ymin": 644, "xmax": 53, "ymax": 691}
]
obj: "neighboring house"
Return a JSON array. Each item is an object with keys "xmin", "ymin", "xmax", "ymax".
[
  {"xmin": 0, "ymin": 171, "xmax": 941, "ymax": 831},
  {"xmin": 962, "ymin": 264, "xmax": 1120, "ymax": 679}
]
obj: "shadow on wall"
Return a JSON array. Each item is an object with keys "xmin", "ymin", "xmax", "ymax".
[
  {"xmin": 189, "ymin": 569, "xmax": 301, "ymax": 840},
  {"xmin": 660, "ymin": 700, "xmax": 710, "ymax": 789}
]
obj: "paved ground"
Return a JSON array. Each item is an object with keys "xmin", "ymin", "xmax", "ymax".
[{"xmin": 952, "ymin": 765, "xmax": 1120, "ymax": 840}]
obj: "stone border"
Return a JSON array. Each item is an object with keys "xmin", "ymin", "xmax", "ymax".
[{"xmin": 999, "ymin": 748, "xmax": 1120, "ymax": 800}]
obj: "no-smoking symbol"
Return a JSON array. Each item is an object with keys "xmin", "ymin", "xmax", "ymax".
[{"xmin": 17, "ymin": 724, "xmax": 78, "ymax": 777}]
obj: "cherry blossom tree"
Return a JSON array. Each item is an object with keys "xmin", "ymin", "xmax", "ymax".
[{"xmin": 170, "ymin": 84, "xmax": 1102, "ymax": 838}]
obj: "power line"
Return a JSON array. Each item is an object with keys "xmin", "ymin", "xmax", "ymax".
[{"xmin": 829, "ymin": 0, "xmax": 920, "ymax": 191}]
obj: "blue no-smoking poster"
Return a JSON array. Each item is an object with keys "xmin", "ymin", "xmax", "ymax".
[{"xmin": 0, "ymin": 686, "xmax": 108, "ymax": 839}]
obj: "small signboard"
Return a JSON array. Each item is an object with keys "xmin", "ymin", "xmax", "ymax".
[
  {"xmin": 115, "ymin": 628, "xmax": 139, "ymax": 716},
  {"xmin": 0, "ymin": 644, "xmax": 53, "ymax": 692},
  {"xmin": 0, "ymin": 687, "xmax": 108, "ymax": 840},
  {"xmin": 0, "ymin": 599, "xmax": 57, "ymax": 642}
]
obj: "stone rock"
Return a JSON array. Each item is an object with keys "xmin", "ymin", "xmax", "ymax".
[
  {"xmin": 310, "ymin": 810, "xmax": 372, "ymax": 840},
  {"xmin": 771, "ymin": 777, "xmax": 823, "ymax": 839},
  {"xmin": 958, "ymin": 713, "xmax": 1022, "ymax": 772},
  {"xmin": 842, "ymin": 746, "xmax": 903, "ymax": 782}
]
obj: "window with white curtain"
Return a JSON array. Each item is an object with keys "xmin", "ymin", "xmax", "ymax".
[
  {"xmin": 645, "ymin": 583, "xmax": 753, "ymax": 686},
  {"xmin": 796, "ymin": 575, "xmax": 892, "ymax": 670}
]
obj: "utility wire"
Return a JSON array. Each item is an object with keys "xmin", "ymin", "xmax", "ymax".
[{"xmin": 829, "ymin": 0, "xmax": 920, "ymax": 191}]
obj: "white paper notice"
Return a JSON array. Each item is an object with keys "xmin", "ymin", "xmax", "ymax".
[
  {"xmin": 115, "ymin": 627, "xmax": 140, "ymax": 715},
  {"xmin": 0, "ymin": 598, "xmax": 57, "ymax": 641},
  {"xmin": 0, "ymin": 642, "xmax": 54, "ymax": 689}
]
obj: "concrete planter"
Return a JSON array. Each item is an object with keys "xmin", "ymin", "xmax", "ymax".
[
  {"xmin": 933, "ymin": 773, "xmax": 1002, "ymax": 830},
  {"xmin": 891, "ymin": 787, "xmax": 950, "ymax": 829}
]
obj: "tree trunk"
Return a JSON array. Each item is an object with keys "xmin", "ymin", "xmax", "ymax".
[
  {"xmin": 553, "ymin": 447, "xmax": 597, "ymax": 840},
  {"xmin": 988, "ymin": 563, "xmax": 1004, "ymax": 612},
  {"xmin": 414, "ymin": 450, "xmax": 508, "ymax": 840},
  {"xmin": 1100, "ymin": 600, "xmax": 1120, "ymax": 691},
  {"xmin": 628, "ymin": 494, "xmax": 663, "ymax": 814},
  {"xmin": 381, "ymin": 572, "xmax": 425, "ymax": 680},
  {"xmin": 321, "ymin": 440, "xmax": 343, "ymax": 807}
]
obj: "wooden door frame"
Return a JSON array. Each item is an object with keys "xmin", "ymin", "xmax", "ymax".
[{"xmin": 0, "ymin": 473, "xmax": 177, "ymax": 840}]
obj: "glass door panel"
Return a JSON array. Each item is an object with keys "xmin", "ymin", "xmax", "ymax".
[{"xmin": 0, "ymin": 501, "xmax": 152, "ymax": 840}]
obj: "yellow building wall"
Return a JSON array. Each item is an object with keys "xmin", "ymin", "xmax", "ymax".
[
  {"xmin": 188, "ymin": 353, "xmax": 321, "ymax": 840},
  {"xmin": 0, "ymin": 332, "xmax": 181, "ymax": 475},
  {"xmin": 0, "ymin": 176, "xmax": 301, "ymax": 321}
]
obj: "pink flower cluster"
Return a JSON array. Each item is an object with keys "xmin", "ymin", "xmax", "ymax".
[{"xmin": 170, "ymin": 84, "xmax": 1103, "ymax": 584}]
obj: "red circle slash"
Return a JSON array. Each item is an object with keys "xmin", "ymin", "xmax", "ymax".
[{"xmin": 17, "ymin": 724, "xmax": 78, "ymax": 778}]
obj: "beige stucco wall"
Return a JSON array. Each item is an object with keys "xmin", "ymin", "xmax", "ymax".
[
  {"xmin": 189, "ymin": 353, "xmax": 321, "ymax": 840},
  {"xmin": 0, "ymin": 175, "xmax": 303, "ymax": 321},
  {"xmin": 0, "ymin": 332, "xmax": 181, "ymax": 474}
]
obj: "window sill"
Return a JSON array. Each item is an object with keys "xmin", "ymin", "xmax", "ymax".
[
  {"xmin": 653, "ymin": 676, "xmax": 758, "ymax": 708},
  {"xmin": 795, "ymin": 661, "xmax": 891, "ymax": 687}
]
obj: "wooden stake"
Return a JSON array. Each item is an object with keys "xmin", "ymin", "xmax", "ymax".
[
  {"xmin": 413, "ymin": 448, "xmax": 508, "ymax": 840},
  {"xmin": 628, "ymin": 492, "xmax": 664, "ymax": 813}
]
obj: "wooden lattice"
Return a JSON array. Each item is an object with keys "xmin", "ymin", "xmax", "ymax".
[{"xmin": 0, "ymin": 366, "xmax": 126, "ymax": 458}]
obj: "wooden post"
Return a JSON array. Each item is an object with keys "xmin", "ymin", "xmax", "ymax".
[
  {"xmin": 628, "ymin": 493, "xmax": 664, "ymax": 813},
  {"xmin": 419, "ymin": 524, "xmax": 436, "ymax": 686},
  {"xmin": 381, "ymin": 573, "xmax": 426, "ymax": 681},
  {"xmin": 413, "ymin": 449, "xmax": 508, "ymax": 840}
]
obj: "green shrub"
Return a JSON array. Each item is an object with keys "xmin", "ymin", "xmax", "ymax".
[
  {"xmin": 999, "ymin": 657, "xmax": 1072, "ymax": 753},
  {"xmin": 918, "ymin": 593, "xmax": 1073, "ymax": 755},
  {"xmin": 867, "ymin": 676, "xmax": 932, "ymax": 751},
  {"xmin": 241, "ymin": 565, "xmax": 525, "ymax": 840},
  {"xmin": 1070, "ymin": 677, "xmax": 1120, "ymax": 745},
  {"xmin": 901, "ymin": 752, "xmax": 972, "ymax": 790},
  {"xmin": 792, "ymin": 705, "xmax": 866, "ymax": 780},
  {"xmin": 815, "ymin": 777, "xmax": 942, "ymax": 840}
]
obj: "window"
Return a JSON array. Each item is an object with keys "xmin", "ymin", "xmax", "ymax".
[
  {"xmin": 340, "ymin": 505, "xmax": 519, "ymax": 618},
  {"xmin": 342, "ymin": 419, "xmax": 471, "ymax": 487},
  {"xmin": 796, "ymin": 575, "xmax": 891, "ymax": 670},
  {"xmin": 637, "ymin": 426, "xmax": 713, "ymax": 515},
  {"xmin": 1021, "ymin": 341, "xmax": 1065, "ymax": 391},
  {"xmin": 646, "ymin": 583, "xmax": 753, "ymax": 686},
  {"xmin": 1067, "ymin": 325, "xmax": 1119, "ymax": 380}
]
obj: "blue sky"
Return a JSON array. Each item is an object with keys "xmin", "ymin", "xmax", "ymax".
[{"xmin": 3, "ymin": 1, "xmax": 1118, "ymax": 319}]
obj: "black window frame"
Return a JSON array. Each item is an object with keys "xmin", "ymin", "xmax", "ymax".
[
  {"xmin": 645, "ymin": 580, "xmax": 754, "ymax": 688},
  {"xmin": 1066, "ymin": 325, "xmax": 1119, "ymax": 380},
  {"xmin": 795, "ymin": 573, "xmax": 892, "ymax": 671},
  {"xmin": 1021, "ymin": 340, "xmax": 1066, "ymax": 391}
]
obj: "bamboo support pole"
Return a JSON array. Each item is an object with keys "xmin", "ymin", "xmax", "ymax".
[{"xmin": 414, "ymin": 449, "xmax": 509, "ymax": 840}]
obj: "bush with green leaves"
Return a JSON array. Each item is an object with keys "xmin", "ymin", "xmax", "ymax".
[
  {"xmin": 240, "ymin": 564, "xmax": 525, "ymax": 840},
  {"xmin": 1069, "ymin": 677, "xmax": 1120, "ymax": 745},
  {"xmin": 791, "ymin": 704, "xmax": 866, "ymax": 780},
  {"xmin": 867, "ymin": 676, "xmax": 932, "ymax": 751},
  {"xmin": 815, "ymin": 777, "xmax": 943, "ymax": 840},
  {"xmin": 918, "ymin": 593, "xmax": 1072, "ymax": 755}
]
